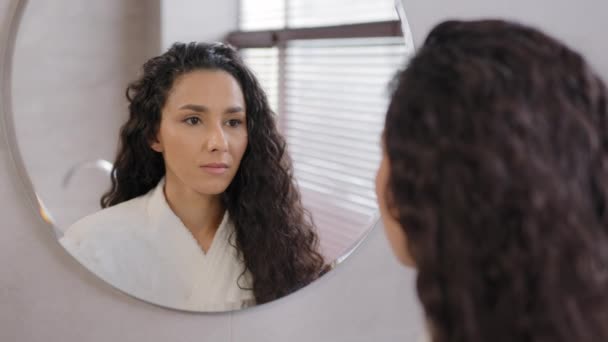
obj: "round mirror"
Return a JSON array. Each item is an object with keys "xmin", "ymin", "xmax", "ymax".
[{"xmin": 8, "ymin": 0, "xmax": 414, "ymax": 311}]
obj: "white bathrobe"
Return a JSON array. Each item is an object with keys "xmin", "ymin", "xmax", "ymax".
[{"xmin": 60, "ymin": 178, "xmax": 255, "ymax": 311}]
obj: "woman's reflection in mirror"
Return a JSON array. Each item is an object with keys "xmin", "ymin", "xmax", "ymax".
[{"xmin": 61, "ymin": 42, "xmax": 327, "ymax": 311}]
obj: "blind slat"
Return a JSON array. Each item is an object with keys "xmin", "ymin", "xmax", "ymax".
[
  {"xmin": 287, "ymin": 130, "xmax": 379, "ymax": 155},
  {"xmin": 286, "ymin": 120, "xmax": 383, "ymax": 143},
  {"xmin": 289, "ymin": 145, "xmax": 380, "ymax": 174},
  {"xmin": 286, "ymin": 97, "xmax": 389, "ymax": 113},
  {"xmin": 285, "ymin": 84, "xmax": 391, "ymax": 97}
]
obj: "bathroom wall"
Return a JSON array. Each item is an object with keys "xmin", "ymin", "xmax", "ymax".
[
  {"xmin": 10, "ymin": 0, "xmax": 161, "ymax": 231},
  {"xmin": 160, "ymin": 0, "xmax": 238, "ymax": 50},
  {"xmin": 1, "ymin": 0, "xmax": 608, "ymax": 341},
  {"xmin": 402, "ymin": 0, "xmax": 608, "ymax": 76}
]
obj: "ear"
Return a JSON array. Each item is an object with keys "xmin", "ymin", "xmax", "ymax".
[{"xmin": 149, "ymin": 134, "xmax": 163, "ymax": 153}]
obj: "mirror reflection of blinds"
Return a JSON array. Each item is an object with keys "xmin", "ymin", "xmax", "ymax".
[
  {"xmin": 288, "ymin": 0, "xmax": 398, "ymax": 27},
  {"xmin": 239, "ymin": 0, "xmax": 398, "ymax": 30},
  {"xmin": 239, "ymin": 48, "xmax": 280, "ymax": 113},
  {"xmin": 239, "ymin": 0, "xmax": 284, "ymax": 30},
  {"xmin": 237, "ymin": 0, "xmax": 406, "ymax": 261},
  {"xmin": 284, "ymin": 37, "xmax": 406, "ymax": 260}
]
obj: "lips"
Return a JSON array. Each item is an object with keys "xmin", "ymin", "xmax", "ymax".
[
  {"xmin": 201, "ymin": 163, "xmax": 229, "ymax": 168},
  {"xmin": 200, "ymin": 163, "xmax": 229, "ymax": 175}
]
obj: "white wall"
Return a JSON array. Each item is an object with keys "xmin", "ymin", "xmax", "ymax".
[
  {"xmin": 161, "ymin": 0, "xmax": 238, "ymax": 50},
  {"xmin": 10, "ymin": 0, "xmax": 160, "ymax": 232},
  {"xmin": 2, "ymin": 0, "xmax": 608, "ymax": 341},
  {"xmin": 402, "ymin": 0, "xmax": 608, "ymax": 77},
  {"xmin": 8, "ymin": 0, "xmax": 238, "ymax": 233}
]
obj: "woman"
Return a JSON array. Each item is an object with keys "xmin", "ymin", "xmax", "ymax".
[
  {"xmin": 376, "ymin": 20, "xmax": 608, "ymax": 341},
  {"xmin": 61, "ymin": 42, "xmax": 326, "ymax": 311}
]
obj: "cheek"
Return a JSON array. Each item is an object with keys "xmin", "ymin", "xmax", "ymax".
[
  {"xmin": 375, "ymin": 157, "xmax": 390, "ymax": 213},
  {"xmin": 375, "ymin": 156, "xmax": 416, "ymax": 267},
  {"xmin": 164, "ymin": 130, "xmax": 198, "ymax": 154},
  {"xmin": 229, "ymin": 131, "xmax": 248, "ymax": 160},
  {"xmin": 159, "ymin": 127, "xmax": 200, "ymax": 168}
]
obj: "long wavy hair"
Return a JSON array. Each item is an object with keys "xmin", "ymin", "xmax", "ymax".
[
  {"xmin": 384, "ymin": 20, "xmax": 608, "ymax": 341},
  {"xmin": 101, "ymin": 42, "xmax": 326, "ymax": 304}
]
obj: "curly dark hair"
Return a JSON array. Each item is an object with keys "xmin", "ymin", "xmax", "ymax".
[
  {"xmin": 384, "ymin": 20, "xmax": 608, "ymax": 341},
  {"xmin": 101, "ymin": 42, "xmax": 326, "ymax": 304}
]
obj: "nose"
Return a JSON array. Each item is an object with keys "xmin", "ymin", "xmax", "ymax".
[{"xmin": 206, "ymin": 123, "xmax": 228, "ymax": 152}]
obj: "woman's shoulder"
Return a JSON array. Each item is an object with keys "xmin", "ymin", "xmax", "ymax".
[
  {"xmin": 59, "ymin": 193, "xmax": 151, "ymax": 252},
  {"xmin": 58, "ymin": 192, "xmax": 160, "ymax": 283}
]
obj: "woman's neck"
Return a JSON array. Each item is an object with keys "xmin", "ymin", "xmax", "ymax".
[{"xmin": 163, "ymin": 175, "xmax": 225, "ymax": 253}]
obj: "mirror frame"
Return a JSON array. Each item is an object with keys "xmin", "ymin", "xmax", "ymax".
[
  {"xmin": 0, "ymin": 0, "xmax": 43, "ymax": 218},
  {"xmin": 0, "ymin": 0, "xmax": 415, "ymax": 313}
]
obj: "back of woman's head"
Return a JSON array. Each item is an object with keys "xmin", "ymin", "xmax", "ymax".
[{"xmin": 385, "ymin": 20, "xmax": 608, "ymax": 342}]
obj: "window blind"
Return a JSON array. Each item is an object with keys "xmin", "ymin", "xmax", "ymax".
[
  {"xmin": 239, "ymin": 0, "xmax": 398, "ymax": 29},
  {"xmin": 288, "ymin": 0, "xmax": 398, "ymax": 28},
  {"xmin": 284, "ymin": 37, "xmax": 406, "ymax": 260},
  {"xmin": 239, "ymin": 0, "xmax": 285, "ymax": 30},
  {"xmin": 239, "ymin": 48, "xmax": 280, "ymax": 112},
  {"xmin": 238, "ymin": 0, "xmax": 408, "ymax": 261}
]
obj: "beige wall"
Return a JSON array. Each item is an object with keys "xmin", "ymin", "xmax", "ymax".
[
  {"xmin": 2, "ymin": 0, "xmax": 608, "ymax": 341},
  {"xmin": 161, "ymin": 0, "xmax": 238, "ymax": 50},
  {"xmin": 0, "ymin": 1, "xmax": 421, "ymax": 341},
  {"xmin": 9, "ymin": 0, "xmax": 242, "ymax": 233},
  {"xmin": 11, "ymin": 0, "xmax": 161, "ymax": 231},
  {"xmin": 402, "ymin": 0, "xmax": 608, "ymax": 77}
]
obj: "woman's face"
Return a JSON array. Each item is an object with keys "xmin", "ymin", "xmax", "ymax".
[
  {"xmin": 375, "ymin": 143, "xmax": 415, "ymax": 267},
  {"xmin": 151, "ymin": 69, "xmax": 248, "ymax": 196}
]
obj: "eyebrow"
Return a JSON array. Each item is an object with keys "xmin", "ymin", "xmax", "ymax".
[{"xmin": 178, "ymin": 104, "xmax": 245, "ymax": 114}]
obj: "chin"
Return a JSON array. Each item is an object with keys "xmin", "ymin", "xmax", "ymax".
[
  {"xmin": 202, "ymin": 188, "xmax": 228, "ymax": 196},
  {"xmin": 383, "ymin": 221, "xmax": 416, "ymax": 268},
  {"xmin": 193, "ymin": 183, "xmax": 230, "ymax": 196},
  {"xmin": 388, "ymin": 240, "xmax": 414, "ymax": 267},
  {"xmin": 396, "ymin": 252, "xmax": 416, "ymax": 268}
]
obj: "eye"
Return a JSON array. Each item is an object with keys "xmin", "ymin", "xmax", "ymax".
[
  {"xmin": 184, "ymin": 117, "xmax": 201, "ymax": 125},
  {"xmin": 226, "ymin": 119, "xmax": 243, "ymax": 127}
]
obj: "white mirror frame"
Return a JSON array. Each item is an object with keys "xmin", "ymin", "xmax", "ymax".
[{"xmin": 0, "ymin": 0, "xmax": 415, "ymax": 313}]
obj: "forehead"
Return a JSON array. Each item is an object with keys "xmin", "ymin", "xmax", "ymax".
[{"xmin": 165, "ymin": 69, "xmax": 245, "ymax": 108}]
